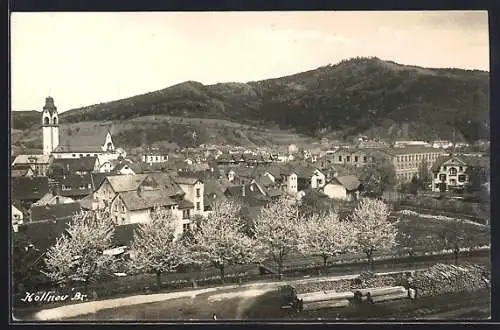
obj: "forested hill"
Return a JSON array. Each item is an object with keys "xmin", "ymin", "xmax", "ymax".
[{"xmin": 12, "ymin": 57, "xmax": 490, "ymax": 144}]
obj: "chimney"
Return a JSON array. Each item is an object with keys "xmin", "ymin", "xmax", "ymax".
[
  {"xmin": 241, "ymin": 185, "xmax": 246, "ymax": 197},
  {"xmin": 55, "ymin": 196, "xmax": 60, "ymax": 205}
]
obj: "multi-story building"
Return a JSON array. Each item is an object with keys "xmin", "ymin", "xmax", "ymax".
[
  {"xmin": 329, "ymin": 148, "xmax": 391, "ymax": 167},
  {"xmin": 386, "ymin": 147, "xmax": 447, "ymax": 183},
  {"xmin": 430, "ymin": 154, "xmax": 490, "ymax": 192},
  {"xmin": 142, "ymin": 145, "xmax": 169, "ymax": 165}
]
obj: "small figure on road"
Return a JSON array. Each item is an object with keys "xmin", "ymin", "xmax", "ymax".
[
  {"xmin": 298, "ymin": 299, "xmax": 304, "ymax": 312},
  {"xmin": 366, "ymin": 292, "xmax": 374, "ymax": 304},
  {"xmin": 212, "ymin": 313, "xmax": 217, "ymax": 320}
]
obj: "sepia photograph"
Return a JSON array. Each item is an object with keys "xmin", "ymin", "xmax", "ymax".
[{"xmin": 10, "ymin": 10, "xmax": 491, "ymax": 322}]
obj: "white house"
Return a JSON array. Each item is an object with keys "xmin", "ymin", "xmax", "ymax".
[
  {"xmin": 173, "ymin": 177, "xmax": 205, "ymax": 216},
  {"xmin": 430, "ymin": 154, "xmax": 489, "ymax": 192},
  {"xmin": 12, "ymin": 204, "xmax": 23, "ymax": 232},
  {"xmin": 322, "ymin": 175, "xmax": 361, "ymax": 201},
  {"xmin": 281, "ymin": 170, "xmax": 298, "ymax": 195}
]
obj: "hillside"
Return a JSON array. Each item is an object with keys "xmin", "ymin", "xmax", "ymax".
[{"xmin": 11, "ymin": 57, "xmax": 490, "ymax": 150}]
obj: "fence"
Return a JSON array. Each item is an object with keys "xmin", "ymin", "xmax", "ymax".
[{"xmin": 13, "ymin": 247, "xmax": 490, "ymax": 310}]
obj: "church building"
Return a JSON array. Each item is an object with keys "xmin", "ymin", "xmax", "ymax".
[{"xmin": 41, "ymin": 97, "xmax": 125, "ymax": 165}]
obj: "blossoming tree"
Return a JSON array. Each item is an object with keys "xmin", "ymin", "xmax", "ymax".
[
  {"xmin": 43, "ymin": 210, "xmax": 117, "ymax": 291},
  {"xmin": 253, "ymin": 197, "xmax": 302, "ymax": 277},
  {"xmin": 189, "ymin": 200, "xmax": 258, "ymax": 284},
  {"xmin": 130, "ymin": 206, "xmax": 193, "ymax": 291},
  {"xmin": 350, "ymin": 198, "xmax": 398, "ymax": 271},
  {"xmin": 298, "ymin": 211, "xmax": 355, "ymax": 274}
]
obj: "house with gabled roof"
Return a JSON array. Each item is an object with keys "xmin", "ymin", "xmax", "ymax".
[
  {"xmin": 430, "ymin": 154, "xmax": 490, "ymax": 192},
  {"xmin": 224, "ymin": 183, "xmax": 270, "ymax": 207},
  {"xmin": 48, "ymin": 156, "xmax": 99, "ymax": 178},
  {"xmin": 173, "ymin": 176, "xmax": 204, "ymax": 216},
  {"xmin": 34, "ymin": 192, "xmax": 75, "ymax": 206},
  {"xmin": 11, "ymin": 176, "xmax": 50, "ymax": 210},
  {"xmin": 322, "ymin": 175, "xmax": 361, "ymax": 201},
  {"xmin": 12, "ymin": 154, "xmax": 50, "ymax": 176},
  {"xmin": 29, "ymin": 202, "xmax": 82, "ymax": 223},
  {"xmin": 11, "ymin": 164, "xmax": 34, "ymax": 178}
]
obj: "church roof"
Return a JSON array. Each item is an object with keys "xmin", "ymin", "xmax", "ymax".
[{"xmin": 55, "ymin": 125, "xmax": 115, "ymax": 153}]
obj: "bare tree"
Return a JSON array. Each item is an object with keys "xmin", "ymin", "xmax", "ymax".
[
  {"xmin": 253, "ymin": 197, "xmax": 302, "ymax": 278},
  {"xmin": 130, "ymin": 206, "xmax": 192, "ymax": 291},
  {"xmin": 350, "ymin": 198, "xmax": 398, "ymax": 271},
  {"xmin": 189, "ymin": 201, "xmax": 258, "ymax": 284},
  {"xmin": 42, "ymin": 210, "xmax": 117, "ymax": 291},
  {"xmin": 298, "ymin": 211, "xmax": 355, "ymax": 274}
]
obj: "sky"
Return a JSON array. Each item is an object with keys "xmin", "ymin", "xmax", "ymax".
[{"xmin": 10, "ymin": 11, "xmax": 489, "ymax": 112}]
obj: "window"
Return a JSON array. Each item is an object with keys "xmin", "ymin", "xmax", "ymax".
[
  {"xmin": 442, "ymin": 166, "xmax": 447, "ymax": 171},
  {"xmin": 458, "ymin": 174, "xmax": 467, "ymax": 183},
  {"xmin": 435, "ymin": 184, "xmax": 440, "ymax": 189},
  {"xmin": 434, "ymin": 173, "xmax": 438, "ymax": 179},
  {"xmin": 449, "ymin": 167, "xmax": 457, "ymax": 176},
  {"xmin": 363, "ymin": 156, "xmax": 367, "ymax": 162},
  {"xmin": 156, "ymin": 156, "xmax": 159, "ymax": 161},
  {"xmin": 346, "ymin": 156, "xmax": 350, "ymax": 162},
  {"xmin": 183, "ymin": 223, "xmax": 191, "ymax": 233},
  {"xmin": 459, "ymin": 166, "xmax": 463, "ymax": 172},
  {"xmin": 183, "ymin": 209, "xmax": 190, "ymax": 219},
  {"xmin": 354, "ymin": 156, "xmax": 358, "ymax": 162},
  {"xmin": 86, "ymin": 154, "xmax": 90, "ymax": 157},
  {"xmin": 338, "ymin": 156, "xmax": 342, "ymax": 162},
  {"xmin": 32, "ymin": 187, "xmax": 39, "ymax": 193},
  {"xmin": 79, "ymin": 154, "xmax": 83, "ymax": 158},
  {"xmin": 316, "ymin": 179, "xmax": 322, "ymax": 186},
  {"xmin": 72, "ymin": 154, "xmax": 76, "ymax": 157},
  {"xmin": 439, "ymin": 174, "xmax": 446, "ymax": 181},
  {"xmin": 121, "ymin": 217, "xmax": 126, "ymax": 225},
  {"xmin": 196, "ymin": 202, "xmax": 201, "ymax": 211},
  {"xmin": 196, "ymin": 188, "xmax": 201, "ymax": 198},
  {"xmin": 79, "ymin": 185, "xmax": 86, "ymax": 190}
]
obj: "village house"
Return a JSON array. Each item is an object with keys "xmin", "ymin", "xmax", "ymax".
[
  {"xmin": 12, "ymin": 204, "xmax": 23, "ymax": 232},
  {"xmin": 11, "ymin": 164, "xmax": 35, "ymax": 178},
  {"xmin": 29, "ymin": 202, "xmax": 82, "ymax": 223},
  {"xmin": 173, "ymin": 176, "xmax": 205, "ymax": 216},
  {"xmin": 430, "ymin": 154, "xmax": 490, "ymax": 192},
  {"xmin": 94, "ymin": 173, "xmax": 205, "ymax": 236},
  {"xmin": 111, "ymin": 160, "xmax": 137, "ymax": 175},
  {"xmin": 48, "ymin": 156, "xmax": 100, "ymax": 178},
  {"xmin": 33, "ymin": 192, "xmax": 75, "ymax": 206},
  {"xmin": 11, "ymin": 176, "xmax": 50, "ymax": 211},
  {"xmin": 295, "ymin": 166, "xmax": 327, "ymax": 191},
  {"xmin": 224, "ymin": 182, "xmax": 271, "ymax": 207},
  {"xmin": 141, "ymin": 146, "xmax": 169, "ymax": 165},
  {"xmin": 11, "ymin": 154, "xmax": 50, "ymax": 176},
  {"xmin": 203, "ymin": 179, "xmax": 228, "ymax": 212},
  {"xmin": 321, "ymin": 175, "xmax": 361, "ymax": 202}
]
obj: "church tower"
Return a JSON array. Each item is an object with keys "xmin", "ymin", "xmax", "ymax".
[{"xmin": 42, "ymin": 96, "xmax": 60, "ymax": 155}]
